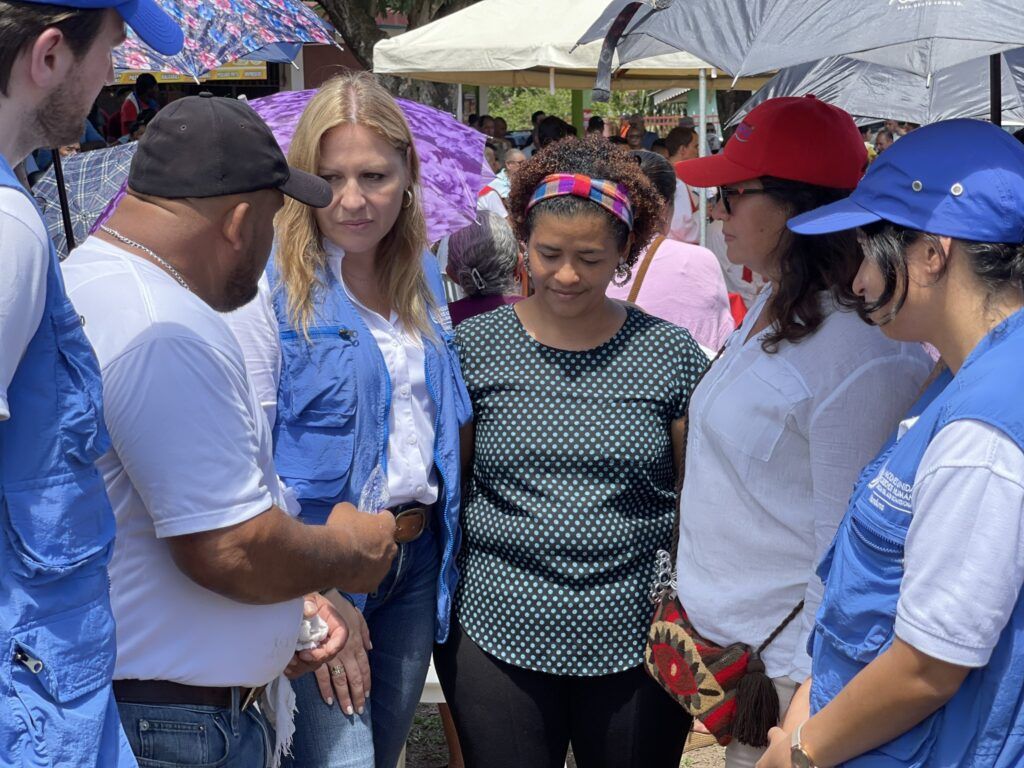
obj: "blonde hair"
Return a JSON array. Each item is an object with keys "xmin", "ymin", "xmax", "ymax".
[{"xmin": 274, "ymin": 72, "xmax": 434, "ymax": 340}]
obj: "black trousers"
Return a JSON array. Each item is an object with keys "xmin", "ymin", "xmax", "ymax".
[{"xmin": 434, "ymin": 623, "xmax": 691, "ymax": 768}]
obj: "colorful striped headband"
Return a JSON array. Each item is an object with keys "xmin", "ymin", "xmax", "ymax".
[{"xmin": 526, "ymin": 173, "xmax": 635, "ymax": 230}]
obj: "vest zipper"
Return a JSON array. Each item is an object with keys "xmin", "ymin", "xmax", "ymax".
[
  {"xmin": 424, "ymin": 351, "xmax": 454, "ymax": 637},
  {"xmin": 279, "ymin": 327, "xmax": 358, "ymax": 341},
  {"xmin": 14, "ymin": 648, "xmax": 43, "ymax": 674},
  {"xmin": 851, "ymin": 518, "xmax": 904, "ymax": 556}
]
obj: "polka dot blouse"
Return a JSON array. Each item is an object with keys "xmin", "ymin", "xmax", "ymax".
[{"xmin": 454, "ymin": 305, "xmax": 708, "ymax": 676}]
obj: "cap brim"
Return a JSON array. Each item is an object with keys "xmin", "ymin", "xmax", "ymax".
[
  {"xmin": 675, "ymin": 153, "xmax": 761, "ymax": 188},
  {"xmin": 116, "ymin": 0, "xmax": 184, "ymax": 56},
  {"xmin": 788, "ymin": 197, "xmax": 881, "ymax": 235},
  {"xmin": 279, "ymin": 167, "xmax": 333, "ymax": 208}
]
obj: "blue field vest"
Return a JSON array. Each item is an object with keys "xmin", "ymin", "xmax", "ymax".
[
  {"xmin": 811, "ymin": 309, "xmax": 1024, "ymax": 767},
  {"xmin": 0, "ymin": 158, "xmax": 134, "ymax": 766},
  {"xmin": 266, "ymin": 251, "xmax": 472, "ymax": 642}
]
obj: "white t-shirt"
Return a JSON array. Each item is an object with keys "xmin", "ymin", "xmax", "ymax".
[
  {"xmin": 62, "ymin": 236, "xmax": 302, "ymax": 687},
  {"xmin": 676, "ymin": 289, "xmax": 933, "ymax": 681},
  {"xmin": 225, "ymin": 240, "xmax": 438, "ymax": 508},
  {"xmin": 896, "ymin": 419, "xmax": 1024, "ymax": 668},
  {"xmin": 477, "ymin": 188, "xmax": 508, "ymax": 219},
  {"xmin": 0, "ymin": 187, "xmax": 48, "ymax": 421},
  {"xmin": 669, "ymin": 180, "xmax": 699, "ymax": 244}
]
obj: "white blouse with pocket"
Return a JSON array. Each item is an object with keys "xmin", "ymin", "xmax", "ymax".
[{"xmin": 676, "ymin": 289, "xmax": 932, "ymax": 681}]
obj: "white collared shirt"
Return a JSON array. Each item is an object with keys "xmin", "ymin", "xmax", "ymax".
[
  {"xmin": 227, "ymin": 241, "xmax": 438, "ymax": 508},
  {"xmin": 676, "ymin": 289, "xmax": 932, "ymax": 681}
]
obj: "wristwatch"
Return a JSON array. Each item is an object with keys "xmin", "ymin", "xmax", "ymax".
[{"xmin": 791, "ymin": 722, "xmax": 819, "ymax": 768}]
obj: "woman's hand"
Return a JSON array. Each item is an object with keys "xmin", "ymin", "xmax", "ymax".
[{"xmin": 315, "ymin": 595, "xmax": 373, "ymax": 715}]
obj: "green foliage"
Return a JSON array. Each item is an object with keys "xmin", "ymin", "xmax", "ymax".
[{"xmin": 487, "ymin": 87, "xmax": 649, "ymax": 130}]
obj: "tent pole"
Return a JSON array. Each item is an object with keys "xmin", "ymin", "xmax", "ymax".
[
  {"xmin": 698, "ymin": 67, "xmax": 707, "ymax": 248},
  {"xmin": 991, "ymin": 54, "xmax": 1002, "ymax": 126},
  {"xmin": 572, "ymin": 90, "xmax": 584, "ymax": 135}
]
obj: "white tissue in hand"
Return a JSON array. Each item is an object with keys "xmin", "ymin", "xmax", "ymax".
[{"xmin": 296, "ymin": 614, "xmax": 329, "ymax": 651}]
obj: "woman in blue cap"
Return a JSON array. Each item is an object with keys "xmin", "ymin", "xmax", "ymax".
[{"xmin": 757, "ymin": 119, "xmax": 1024, "ymax": 768}]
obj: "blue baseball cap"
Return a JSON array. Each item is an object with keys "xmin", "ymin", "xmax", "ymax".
[
  {"xmin": 788, "ymin": 119, "xmax": 1024, "ymax": 245},
  {"xmin": 18, "ymin": 0, "xmax": 184, "ymax": 56}
]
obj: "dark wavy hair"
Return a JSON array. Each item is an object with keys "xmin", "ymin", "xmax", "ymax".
[
  {"xmin": 507, "ymin": 136, "xmax": 663, "ymax": 273},
  {"xmin": 858, "ymin": 221, "xmax": 1024, "ymax": 323},
  {"xmin": 757, "ymin": 177, "xmax": 866, "ymax": 352}
]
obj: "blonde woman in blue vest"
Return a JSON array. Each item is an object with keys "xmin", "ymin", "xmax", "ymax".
[
  {"xmin": 757, "ymin": 120, "xmax": 1024, "ymax": 768},
  {"xmin": 227, "ymin": 73, "xmax": 471, "ymax": 768}
]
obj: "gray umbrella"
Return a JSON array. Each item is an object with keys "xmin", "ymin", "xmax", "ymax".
[
  {"xmin": 725, "ymin": 49, "xmax": 1024, "ymax": 128},
  {"xmin": 580, "ymin": 0, "xmax": 1024, "ymax": 79}
]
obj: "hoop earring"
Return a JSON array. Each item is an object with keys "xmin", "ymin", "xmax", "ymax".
[
  {"xmin": 612, "ymin": 261, "xmax": 632, "ymax": 287},
  {"xmin": 402, "ymin": 188, "xmax": 413, "ymax": 209}
]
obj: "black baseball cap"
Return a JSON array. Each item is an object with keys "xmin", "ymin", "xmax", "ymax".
[{"xmin": 128, "ymin": 93, "xmax": 332, "ymax": 208}]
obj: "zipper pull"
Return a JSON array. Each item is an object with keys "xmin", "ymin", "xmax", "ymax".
[
  {"xmin": 338, "ymin": 329, "xmax": 358, "ymax": 342},
  {"xmin": 14, "ymin": 648, "xmax": 44, "ymax": 674}
]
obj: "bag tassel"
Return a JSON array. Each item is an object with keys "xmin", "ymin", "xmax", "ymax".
[{"xmin": 731, "ymin": 652, "xmax": 779, "ymax": 748}]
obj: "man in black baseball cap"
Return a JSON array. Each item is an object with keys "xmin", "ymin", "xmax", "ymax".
[
  {"xmin": 61, "ymin": 94, "xmax": 399, "ymax": 767},
  {"xmin": 102, "ymin": 92, "xmax": 331, "ymax": 311}
]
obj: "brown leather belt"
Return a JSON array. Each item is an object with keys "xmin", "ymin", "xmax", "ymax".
[
  {"xmin": 393, "ymin": 502, "xmax": 433, "ymax": 544},
  {"xmin": 113, "ymin": 679, "xmax": 266, "ymax": 712}
]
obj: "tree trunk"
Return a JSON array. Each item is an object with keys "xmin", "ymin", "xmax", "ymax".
[{"xmin": 317, "ymin": 0, "xmax": 479, "ymax": 111}]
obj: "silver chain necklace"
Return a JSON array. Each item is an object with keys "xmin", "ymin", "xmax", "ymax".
[{"xmin": 100, "ymin": 225, "xmax": 191, "ymax": 292}]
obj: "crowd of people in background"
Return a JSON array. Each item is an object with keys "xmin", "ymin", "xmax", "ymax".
[{"xmin": 8, "ymin": 3, "xmax": 1024, "ymax": 768}]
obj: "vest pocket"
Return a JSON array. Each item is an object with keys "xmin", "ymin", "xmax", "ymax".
[
  {"xmin": 10, "ymin": 598, "xmax": 117, "ymax": 765},
  {"xmin": 815, "ymin": 504, "xmax": 905, "ymax": 664},
  {"xmin": 279, "ymin": 328, "xmax": 357, "ymax": 427},
  {"xmin": 52, "ymin": 305, "xmax": 110, "ymax": 465},
  {"xmin": 2, "ymin": 469, "xmax": 115, "ymax": 579}
]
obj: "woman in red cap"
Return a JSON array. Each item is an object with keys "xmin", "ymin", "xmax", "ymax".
[{"xmin": 669, "ymin": 97, "xmax": 933, "ymax": 768}]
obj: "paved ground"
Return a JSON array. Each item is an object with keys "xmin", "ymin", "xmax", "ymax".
[{"xmin": 405, "ymin": 705, "xmax": 726, "ymax": 768}]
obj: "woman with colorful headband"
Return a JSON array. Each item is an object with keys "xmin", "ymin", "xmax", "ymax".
[
  {"xmin": 433, "ymin": 136, "xmax": 708, "ymax": 767},
  {"xmin": 755, "ymin": 120, "xmax": 1024, "ymax": 768}
]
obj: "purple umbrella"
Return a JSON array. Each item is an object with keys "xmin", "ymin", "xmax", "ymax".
[
  {"xmin": 113, "ymin": 0, "xmax": 335, "ymax": 80},
  {"xmin": 87, "ymin": 92, "xmax": 489, "ymax": 245}
]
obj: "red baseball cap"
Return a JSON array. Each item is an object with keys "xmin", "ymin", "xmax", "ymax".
[{"xmin": 675, "ymin": 96, "xmax": 867, "ymax": 190}]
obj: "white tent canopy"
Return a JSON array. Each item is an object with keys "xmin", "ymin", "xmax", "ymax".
[{"xmin": 372, "ymin": 0, "xmax": 766, "ymax": 91}]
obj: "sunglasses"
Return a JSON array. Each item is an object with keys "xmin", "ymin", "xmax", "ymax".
[{"xmin": 714, "ymin": 185, "xmax": 780, "ymax": 215}]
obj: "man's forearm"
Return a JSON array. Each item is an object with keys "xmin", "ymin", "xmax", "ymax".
[{"xmin": 171, "ymin": 506, "xmax": 390, "ymax": 604}]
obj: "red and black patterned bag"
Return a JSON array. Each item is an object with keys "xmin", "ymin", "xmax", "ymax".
[{"xmin": 643, "ymin": 558, "xmax": 803, "ymax": 748}]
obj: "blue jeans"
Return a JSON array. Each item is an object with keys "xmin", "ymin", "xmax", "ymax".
[
  {"xmin": 117, "ymin": 690, "xmax": 272, "ymax": 767},
  {"xmin": 286, "ymin": 524, "xmax": 440, "ymax": 768}
]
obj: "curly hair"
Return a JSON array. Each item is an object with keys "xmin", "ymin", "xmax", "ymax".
[{"xmin": 507, "ymin": 136, "xmax": 663, "ymax": 269}]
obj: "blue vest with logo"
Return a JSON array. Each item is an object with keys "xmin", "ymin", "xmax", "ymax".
[
  {"xmin": 811, "ymin": 309, "xmax": 1024, "ymax": 767},
  {"xmin": 266, "ymin": 251, "xmax": 471, "ymax": 642},
  {"xmin": 0, "ymin": 157, "xmax": 134, "ymax": 766}
]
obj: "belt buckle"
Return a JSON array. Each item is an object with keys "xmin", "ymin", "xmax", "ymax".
[
  {"xmin": 241, "ymin": 685, "xmax": 265, "ymax": 712},
  {"xmin": 394, "ymin": 506, "xmax": 427, "ymax": 544}
]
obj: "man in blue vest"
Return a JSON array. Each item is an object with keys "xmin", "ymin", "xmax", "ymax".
[{"xmin": 0, "ymin": 1, "xmax": 181, "ymax": 765}]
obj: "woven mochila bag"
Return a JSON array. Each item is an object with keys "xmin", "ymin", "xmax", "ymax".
[{"xmin": 644, "ymin": 549, "xmax": 802, "ymax": 747}]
